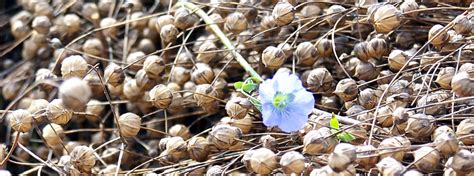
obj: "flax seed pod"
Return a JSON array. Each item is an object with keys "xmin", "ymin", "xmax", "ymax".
[
  {"xmin": 196, "ymin": 41, "xmax": 217, "ymax": 64},
  {"xmin": 280, "ymin": 151, "xmax": 305, "ymax": 174},
  {"xmin": 126, "ymin": 51, "xmax": 145, "ymax": 72},
  {"xmin": 35, "ymin": 68, "xmax": 57, "ymax": 92},
  {"xmin": 368, "ymin": 37, "xmax": 388, "ymax": 59},
  {"xmin": 353, "ymin": 41, "xmax": 371, "ymax": 62},
  {"xmin": 27, "ymin": 98, "xmax": 49, "ymax": 116},
  {"xmin": 413, "ymin": 147, "xmax": 440, "ymax": 173},
  {"xmin": 358, "ymin": 88, "xmax": 378, "ymax": 109},
  {"xmin": 31, "ymin": 16, "xmax": 51, "ymax": 34},
  {"xmin": 225, "ymin": 97, "xmax": 249, "ymax": 120},
  {"xmin": 155, "ymin": 15, "xmax": 174, "ymax": 32},
  {"xmin": 100, "ymin": 17, "xmax": 118, "ymax": 37},
  {"xmin": 307, "ymin": 67, "xmax": 334, "ymax": 93},
  {"xmin": 259, "ymin": 15, "xmax": 278, "ymax": 37},
  {"xmin": 82, "ymin": 38, "xmax": 103, "ymax": 57},
  {"xmin": 143, "ymin": 55, "xmax": 165, "ymax": 79},
  {"xmin": 435, "ymin": 67, "xmax": 455, "ymax": 89},
  {"xmin": 118, "ymin": 113, "xmax": 141, "ymax": 138},
  {"xmin": 61, "ymin": 55, "xmax": 88, "ymax": 79},
  {"xmin": 379, "ymin": 136, "xmax": 411, "ymax": 161},
  {"xmin": 8, "ymin": 109, "xmax": 33, "ymax": 133},
  {"xmin": 456, "ymin": 118, "xmax": 474, "ymax": 145},
  {"xmin": 295, "ymin": 42, "xmax": 318, "ymax": 66},
  {"xmin": 160, "ymin": 24, "xmax": 179, "ymax": 43},
  {"xmin": 42, "ymin": 123, "xmax": 64, "ymax": 147},
  {"xmin": 169, "ymin": 124, "xmax": 190, "ymax": 139},
  {"xmin": 237, "ymin": 0, "xmax": 257, "ymax": 21},
  {"xmin": 376, "ymin": 157, "xmax": 405, "ymax": 176},
  {"xmin": 104, "ymin": 63, "xmax": 125, "ymax": 87},
  {"xmin": 207, "ymin": 124, "xmax": 242, "ymax": 150},
  {"xmin": 453, "ymin": 14, "xmax": 472, "ymax": 34},
  {"xmin": 10, "ymin": 21, "xmax": 30, "ymax": 39},
  {"xmin": 249, "ymin": 148, "xmax": 277, "ymax": 174},
  {"xmin": 326, "ymin": 5, "xmax": 346, "ymax": 26},
  {"xmin": 373, "ymin": 4, "xmax": 401, "ymax": 33},
  {"xmin": 21, "ymin": 38, "xmax": 38, "ymax": 60},
  {"xmin": 272, "ymin": 2, "xmax": 294, "ymax": 26},
  {"xmin": 191, "ymin": 63, "xmax": 215, "ymax": 85},
  {"xmin": 429, "ymin": 24, "xmax": 449, "ymax": 46},
  {"xmin": 228, "ymin": 115, "xmax": 252, "ymax": 134},
  {"xmin": 262, "ymin": 46, "xmax": 286, "ymax": 69},
  {"xmin": 123, "ymin": 78, "xmax": 144, "ymax": 101},
  {"xmin": 356, "ymin": 145, "xmax": 379, "ymax": 170},
  {"xmin": 355, "ymin": 60, "xmax": 379, "ymax": 81},
  {"xmin": 388, "ymin": 49, "xmax": 408, "ymax": 72},
  {"xmin": 70, "ymin": 146, "xmax": 96, "ymax": 173},
  {"xmin": 206, "ymin": 13, "xmax": 224, "ymax": 33},
  {"xmin": 405, "ymin": 114, "xmax": 435, "ymax": 139},
  {"xmin": 174, "ymin": 7, "xmax": 198, "ymax": 30},
  {"xmin": 224, "ymin": 12, "xmax": 247, "ymax": 34},
  {"xmin": 187, "ymin": 136, "xmax": 209, "ymax": 162},
  {"xmin": 130, "ymin": 11, "xmax": 147, "ymax": 30},
  {"xmin": 149, "ymin": 84, "xmax": 173, "ymax": 109},
  {"xmin": 176, "ymin": 51, "xmax": 194, "ymax": 69},
  {"xmin": 82, "ymin": 2, "xmax": 100, "ymax": 23},
  {"xmin": 171, "ymin": 67, "xmax": 191, "ymax": 85},
  {"xmin": 400, "ymin": 0, "xmax": 419, "ymax": 17},
  {"xmin": 328, "ymin": 143, "xmax": 357, "ymax": 172},
  {"xmin": 303, "ymin": 127, "xmax": 337, "ymax": 155},
  {"xmin": 445, "ymin": 150, "xmax": 474, "ymax": 175},
  {"xmin": 315, "ymin": 38, "xmax": 333, "ymax": 57},
  {"xmin": 334, "ymin": 78, "xmax": 358, "ymax": 102},
  {"xmin": 63, "ymin": 14, "xmax": 81, "ymax": 34},
  {"xmin": 434, "ymin": 132, "xmax": 459, "ymax": 156},
  {"xmin": 46, "ymin": 99, "xmax": 73, "ymax": 125},
  {"xmin": 207, "ymin": 165, "xmax": 224, "ymax": 175},
  {"xmin": 452, "ymin": 71, "xmax": 474, "ymax": 97},
  {"xmin": 59, "ymin": 78, "xmax": 92, "ymax": 111}
]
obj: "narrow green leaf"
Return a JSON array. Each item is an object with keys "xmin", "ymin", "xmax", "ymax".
[
  {"xmin": 249, "ymin": 97, "xmax": 262, "ymax": 112},
  {"xmin": 242, "ymin": 83, "xmax": 257, "ymax": 93},
  {"xmin": 330, "ymin": 113, "xmax": 339, "ymax": 129},
  {"xmin": 337, "ymin": 132, "xmax": 356, "ymax": 142},
  {"xmin": 234, "ymin": 81, "xmax": 243, "ymax": 90}
]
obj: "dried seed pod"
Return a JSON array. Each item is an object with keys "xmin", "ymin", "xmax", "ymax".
[
  {"xmin": 42, "ymin": 123, "xmax": 64, "ymax": 147},
  {"xmin": 174, "ymin": 8, "xmax": 198, "ymax": 30},
  {"xmin": 228, "ymin": 115, "xmax": 253, "ymax": 134},
  {"xmin": 27, "ymin": 98, "xmax": 49, "ymax": 116},
  {"xmin": 355, "ymin": 60, "xmax": 379, "ymax": 81},
  {"xmin": 164, "ymin": 136, "xmax": 187, "ymax": 162},
  {"xmin": 259, "ymin": 135, "xmax": 276, "ymax": 151},
  {"xmin": 135, "ymin": 69, "xmax": 156, "ymax": 91},
  {"xmin": 100, "ymin": 17, "xmax": 118, "ymax": 37},
  {"xmin": 70, "ymin": 146, "xmax": 96, "ymax": 173},
  {"xmin": 187, "ymin": 137, "xmax": 209, "ymax": 162},
  {"xmin": 191, "ymin": 63, "xmax": 215, "ymax": 84},
  {"xmin": 392, "ymin": 107, "xmax": 409, "ymax": 125},
  {"xmin": 358, "ymin": 88, "xmax": 378, "ymax": 109},
  {"xmin": 10, "ymin": 21, "xmax": 30, "ymax": 39},
  {"xmin": 416, "ymin": 91, "xmax": 450, "ymax": 115},
  {"xmin": 387, "ymin": 49, "xmax": 408, "ymax": 72},
  {"xmin": 149, "ymin": 84, "xmax": 173, "ymax": 109},
  {"xmin": 206, "ymin": 13, "xmax": 224, "ymax": 33},
  {"xmin": 35, "ymin": 68, "xmax": 57, "ymax": 92},
  {"xmin": 129, "ymin": 11, "xmax": 147, "ymax": 30},
  {"xmin": 142, "ymin": 55, "xmax": 165, "ymax": 79},
  {"xmin": 104, "ymin": 63, "xmax": 125, "ymax": 87},
  {"xmin": 435, "ymin": 67, "xmax": 455, "ymax": 89},
  {"xmin": 315, "ymin": 38, "xmax": 333, "ymax": 57},
  {"xmin": 334, "ymin": 78, "xmax": 358, "ymax": 102},
  {"xmin": 272, "ymin": 2, "xmax": 294, "ymax": 26},
  {"xmin": 395, "ymin": 32, "xmax": 415, "ymax": 49},
  {"xmin": 433, "ymin": 125, "xmax": 454, "ymax": 140},
  {"xmin": 413, "ymin": 147, "xmax": 440, "ymax": 173},
  {"xmin": 32, "ymin": 16, "xmax": 51, "ymax": 34},
  {"xmin": 207, "ymin": 124, "xmax": 242, "ymax": 150},
  {"xmin": 307, "ymin": 68, "xmax": 333, "ymax": 93},
  {"xmin": 207, "ymin": 165, "xmax": 223, "ymax": 175},
  {"xmin": 261, "ymin": 46, "xmax": 287, "ymax": 69},
  {"xmin": 236, "ymin": 0, "xmax": 257, "ymax": 21},
  {"xmin": 8, "ymin": 109, "xmax": 33, "ymax": 133},
  {"xmin": 379, "ymin": 136, "xmax": 411, "ymax": 161},
  {"xmin": 295, "ymin": 42, "xmax": 318, "ymax": 66},
  {"xmin": 434, "ymin": 132, "xmax": 459, "ymax": 156},
  {"xmin": 376, "ymin": 157, "xmax": 405, "ymax": 176},
  {"xmin": 453, "ymin": 14, "xmax": 472, "ymax": 34},
  {"xmin": 225, "ymin": 97, "xmax": 248, "ymax": 119},
  {"xmin": 118, "ymin": 113, "xmax": 141, "ymax": 138},
  {"xmin": 46, "ymin": 99, "xmax": 73, "ymax": 125},
  {"xmin": 155, "ymin": 15, "xmax": 174, "ymax": 32},
  {"xmin": 429, "ymin": 24, "xmax": 449, "ymax": 46},
  {"xmin": 126, "ymin": 51, "xmax": 145, "ymax": 72},
  {"xmin": 400, "ymin": 0, "xmax": 419, "ymax": 17},
  {"xmin": 82, "ymin": 38, "xmax": 103, "ymax": 56},
  {"xmin": 280, "ymin": 151, "xmax": 305, "ymax": 174},
  {"xmin": 249, "ymin": 148, "xmax": 277, "ymax": 174},
  {"xmin": 452, "ymin": 71, "xmax": 474, "ymax": 97},
  {"xmin": 303, "ymin": 127, "xmax": 337, "ymax": 155},
  {"xmin": 318, "ymin": 95, "xmax": 340, "ymax": 111},
  {"xmin": 356, "ymin": 145, "xmax": 379, "ymax": 170},
  {"xmin": 354, "ymin": 42, "xmax": 372, "ymax": 62},
  {"xmin": 259, "ymin": 15, "xmax": 278, "ymax": 37},
  {"xmin": 137, "ymin": 39, "xmax": 155, "ymax": 55},
  {"xmin": 196, "ymin": 41, "xmax": 218, "ymax": 64},
  {"xmin": 176, "ymin": 51, "xmax": 194, "ymax": 69},
  {"xmin": 405, "ymin": 114, "xmax": 436, "ymax": 139},
  {"xmin": 169, "ymin": 124, "xmax": 190, "ymax": 139},
  {"xmin": 59, "ymin": 78, "xmax": 91, "ymax": 111},
  {"xmin": 85, "ymin": 100, "xmax": 104, "ymax": 122},
  {"xmin": 367, "ymin": 37, "xmax": 388, "ymax": 59},
  {"xmin": 123, "ymin": 79, "xmax": 144, "ymax": 100},
  {"xmin": 326, "ymin": 5, "xmax": 346, "ymax": 26},
  {"xmin": 456, "ymin": 118, "xmax": 474, "ymax": 145},
  {"xmin": 373, "ymin": 4, "xmax": 401, "ymax": 33},
  {"xmin": 63, "ymin": 14, "xmax": 81, "ymax": 34},
  {"xmin": 171, "ymin": 67, "xmax": 191, "ymax": 85},
  {"xmin": 224, "ymin": 12, "xmax": 247, "ymax": 34},
  {"xmin": 328, "ymin": 143, "xmax": 357, "ymax": 172},
  {"xmin": 61, "ymin": 55, "xmax": 88, "ymax": 79},
  {"xmin": 160, "ymin": 24, "xmax": 179, "ymax": 43},
  {"xmin": 445, "ymin": 150, "xmax": 474, "ymax": 175}
]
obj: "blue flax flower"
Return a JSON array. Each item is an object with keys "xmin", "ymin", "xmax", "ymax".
[{"xmin": 259, "ymin": 71, "xmax": 315, "ymax": 132}]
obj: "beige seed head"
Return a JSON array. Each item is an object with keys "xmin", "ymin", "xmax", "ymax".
[
  {"xmin": 149, "ymin": 84, "xmax": 173, "ymax": 109},
  {"xmin": 295, "ymin": 42, "xmax": 318, "ymax": 66},
  {"xmin": 31, "ymin": 15, "xmax": 51, "ymax": 34},
  {"xmin": 356, "ymin": 145, "xmax": 379, "ymax": 170},
  {"xmin": 272, "ymin": 2, "xmax": 294, "ymax": 26},
  {"xmin": 104, "ymin": 63, "xmax": 125, "ymax": 87},
  {"xmin": 334, "ymin": 78, "xmax": 358, "ymax": 102},
  {"xmin": 164, "ymin": 136, "xmax": 187, "ymax": 162},
  {"xmin": 303, "ymin": 127, "xmax": 337, "ymax": 155},
  {"xmin": 225, "ymin": 97, "xmax": 249, "ymax": 120},
  {"xmin": 100, "ymin": 17, "xmax": 118, "ymax": 37},
  {"xmin": 82, "ymin": 38, "xmax": 103, "ymax": 56},
  {"xmin": 143, "ymin": 55, "xmax": 165, "ymax": 79},
  {"xmin": 262, "ymin": 46, "xmax": 286, "ymax": 69},
  {"xmin": 187, "ymin": 136, "xmax": 210, "ymax": 162},
  {"xmin": 388, "ymin": 49, "xmax": 408, "ymax": 72},
  {"xmin": 353, "ymin": 41, "xmax": 371, "ymax": 62},
  {"xmin": 63, "ymin": 14, "xmax": 81, "ymax": 34},
  {"xmin": 378, "ymin": 136, "xmax": 411, "ymax": 161},
  {"xmin": 249, "ymin": 148, "xmax": 277, "ymax": 174},
  {"xmin": 169, "ymin": 124, "xmax": 190, "ymax": 139},
  {"xmin": 70, "ymin": 146, "xmax": 96, "ymax": 173},
  {"xmin": 326, "ymin": 5, "xmax": 346, "ymax": 26},
  {"xmin": 228, "ymin": 115, "xmax": 253, "ymax": 134},
  {"xmin": 9, "ymin": 109, "xmax": 33, "ymax": 133},
  {"xmin": 428, "ymin": 24, "xmax": 449, "ymax": 46},
  {"xmin": 118, "ymin": 113, "xmax": 141, "ymax": 138},
  {"xmin": 61, "ymin": 55, "xmax": 88, "ymax": 79},
  {"xmin": 194, "ymin": 84, "xmax": 219, "ymax": 106},
  {"xmin": 280, "ymin": 151, "xmax": 305, "ymax": 174},
  {"xmin": 207, "ymin": 124, "xmax": 242, "ymax": 150},
  {"xmin": 456, "ymin": 118, "xmax": 474, "ymax": 145},
  {"xmin": 367, "ymin": 37, "xmax": 388, "ymax": 59},
  {"xmin": 224, "ymin": 12, "xmax": 248, "ymax": 34},
  {"xmin": 123, "ymin": 78, "xmax": 144, "ymax": 100},
  {"xmin": 452, "ymin": 71, "xmax": 474, "ymax": 97},
  {"xmin": 307, "ymin": 67, "xmax": 334, "ymax": 93},
  {"xmin": 174, "ymin": 8, "xmax": 198, "ymax": 30},
  {"xmin": 376, "ymin": 157, "xmax": 405, "ymax": 176},
  {"xmin": 434, "ymin": 132, "xmax": 459, "ymax": 156},
  {"xmin": 46, "ymin": 99, "xmax": 73, "ymax": 125},
  {"xmin": 160, "ymin": 24, "xmax": 179, "ymax": 44},
  {"xmin": 373, "ymin": 4, "xmax": 401, "ymax": 33},
  {"xmin": 59, "ymin": 77, "xmax": 92, "ymax": 111},
  {"xmin": 328, "ymin": 143, "xmax": 357, "ymax": 172},
  {"xmin": 135, "ymin": 69, "xmax": 157, "ymax": 91},
  {"xmin": 453, "ymin": 14, "xmax": 472, "ymax": 34},
  {"xmin": 354, "ymin": 60, "xmax": 379, "ymax": 81},
  {"xmin": 413, "ymin": 147, "xmax": 440, "ymax": 173},
  {"xmin": 42, "ymin": 123, "xmax": 64, "ymax": 147},
  {"xmin": 405, "ymin": 114, "xmax": 436, "ymax": 139},
  {"xmin": 191, "ymin": 63, "xmax": 215, "ymax": 85},
  {"xmin": 445, "ymin": 149, "xmax": 474, "ymax": 174},
  {"xmin": 196, "ymin": 41, "xmax": 218, "ymax": 64},
  {"xmin": 155, "ymin": 15, "xmax": 175, "ymax": 32},
  {"xmin": 400, "ymin": 0, "xmax": 419, "ymax": 17},
  {"xmin": 435, "ymin": 67, "xmax": 455, "ymax": 89}
]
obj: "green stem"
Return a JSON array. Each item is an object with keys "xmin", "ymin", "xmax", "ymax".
[{"xmin": 175, "ymin": 2, "xmax": 263, "ymax": 82}]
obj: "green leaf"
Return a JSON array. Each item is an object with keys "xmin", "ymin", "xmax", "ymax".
[
  {"xmin": 329, "ymin": 112, "xmax": 340, "ymax": 130},
  {"xmin": 249, "ymin": 97, "xmax": 262, "ymax": 112},
  {"xmin": 242, "ymin": 83, "xmax": 257, "ymax": 93},
  {"xmin": 337, "ymin": 132, "xmax": 356, "ymax": 142},
  {"xmin": 234, "ymin": 81, "xmax": 243, "ymax": 90}
]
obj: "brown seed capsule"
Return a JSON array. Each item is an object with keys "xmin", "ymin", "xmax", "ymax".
[
  {"xmin": 63, "ymin": 14, "xmax": 81, "ymax": 34},
  {"xmin": 259, "ymin": 15, "xmax": 278, "ymax": 37},
  {"xmin": 373, "ymin": 4, "xmax": 401, "ymax": 33},
  {"xmin": 435, "ymin": 67, "xmax": 455, "ymax": 89},
  {"xmin": 413, "ymin": 147, "xmax": 440, "ymax": 173},
  {"xmin": 162, "ymin": 136, "xmax": 188, "ymax": 162},
  {"xmin": 228, "ymin": 115, "xmax": 253, "ymax": 134},
  {"xmin": 194, "ymin": 84, "xmax": 219, "ymax": 106},
  {"xmin": 149, "ymin": 84, "xmax": 173, "ymax": 109},
  {"xmin": 368, "ymin": 37, "xmax": 388, "ymax": 59},
  {"xmin": 376, "ymin": 157, "xmax": 405, "ymax": 176},
  {"xmin": 249, "ymin": 148, "xmax": 277, "ymax": 174},
  {"xmin": 46, "ymin": 99, "xmax": 73, "ymax": 125},
  {"xmin": 326, "ymin": 5, "xmax": 346, "ymax": 26},
  {"xmin": 355, "ymin": 60, "xmax": 379, "ymax": 81},
  {"xmin": 453, "ymin": 14, "xmax": 472, "ymax": 34},
  {"xmin": 236, "ymin": 0, "xmax": 258, "ymax": 21},
  {"xmin": 98, "ymin": 0, "xmax": 114, "ymax": 16},
  {"xmin": 354, "ymin": 42, "xmax": 372, "ymax": 62},
  {"xmin": 82, "ymin": 3, "xmax": 100, "ymax": 23},
  {"xmin": 27, "ymin": 98, "xmax": 49, "ymax": 117},
  {"xmin": 315, "ymin": 38, "xmax": 333, "ymax": 58},
  {"xmin": 416, "ymin": 91, "xmax": 450, "ymax": 115},
  {"xmin": 429, "ymin": 24, "xmax": 449, "ymax": 46},
  {"xmin": 191, "ymin": 63, "xmax": 215, "ymax": 84},
  {"xmin": 225, "ymin": 97, "xmax": 249, "ymax": 120},
  {"xmin": 126, "ymin": 51, "xmax": 145, "ymax": 72},
  {"xmin": 433, "ymin": 126, "xmax": 454, "ymax": 141},
  {"xmin": 169, "ymin": 124, "xmax": 190, "ymax": 139},
  {"xmin": 35, "ymin": 68, "xmax": 57, "ymax": 92},
  {"xmin": 196, "ymin": 41, "xmax": 218, "ymax": 64},
  {"xmin": 9, "ymin": 109, "xmax": 33, "ymax": 133},
  {"xmin": 272, "ymin": 2, "xmax": 294, "ymax": 26},
  {"xmin": 452, "ymin": 71, "xmax": 474, "ymax": 97},
  {"xmin": 99, "ymin": 164, "xmax": 120, "ymax": 175},
  {"xmin": 160, "ymin": 24, "xmax": 179, "ymax": 43},
  {"xmin": 85, "ymin": 100, "xmax": 104, "ymax": 122},
  {"xmin": 400, "ymin": 0, "xmax": 419, "ymax": 17},
  {"xmin": 142, "ymin": 55, "xmax": 165, "ymax": 79},
  {"xmin": 307, "ymin": 67, "xmax": 334, "ymax": 93},
  {"xmin": 118, "ymin": 113, "xmax": 141, "ymax": 138},
  {"xmin": 259, "ymin": 135, "xmax": 277, "ymax": 151},
  {"xmin": 206, "ymin": 13, "xmax": 224, "ymax": 33},
  {"xmin": 262, "ymin": 46, "xmax": 286, "ymax": 69},
  {"xmin": 59, "ymin": 78, "xmax": 92, "ymax": 111},
  {"xmin": 187, "ymin": 136, "xmax": 209, "ymax": 162},
  {"xmin": 207, "ymin": 165, "xmax": 224, "ymax": 175},
  {"xmin": 328, "ymin": 143, "xmax": 357, "ymax": 172},
  {"xmin": 82, "ymin": 38, "xmax": 103, "ymax": 57},
  {"xmin": 123, "ymin": 78, "xmax": 144, "ymax": 101},
  {"xmin": 135, "ymin": 69, "xmax": 156, "ymax": 91},
  {"xmin": 456, "ymin": 118, "xmax": 474, "ymax": 145},
  {"xmin": 379, "ymin": 136, "xmax": 411, "ymax": 161},
  {"xmin": 10, "ymin": 20, "xmax": 30, "ymax": 39},
  {"xmin": 104, "ymin": 63, "xmax": 125, "ymax": 87},
  {"xmin": 224, "ymin": 12, "xmax": 247, "ymax": 34},
  {"xmin": 31, "ymin": 16, "xmax": 51, "ymax": 34},
  {"xmin": 387, "ymin": 49, "xmax": 408, "ymax": 72},
  {"xmin": 434, "ymin": 132, "xmax": 459, "ymax": 156},
  {"xmin": 130, "ymin": 12, "xmax": 148, "ymax": 30},
  {"xmin": 61, "ymin": 55, "xmax": 88, "ymax": 79},
  {"xmin": 100, "ymin": 17, "xmax": 118, "ymax": 37},
  {"xmin": 303, "ymin": 127, "xmax": 337, "ymax": 155},
  {"xmin": 356, "ymin": 145, "xmax": 379, "ymax": 170},
  {"xmin": 170, "ymin": 67, "xmax": 191, "ymax": 85},
  {"xmin": 445, "ymin": 149, "xmax": 474, "ymax": 175},
  {"xmin": 295, "ymin": 42, "xmax": 318, "ymax": 66},
  {"xmin": 334, "ymin": 78, "xmax": 358, "ymax": 102},
  {"xmin": 155, "ymin": 15, "xmax": 175, "ymax": 32},
  {"xmin": 70, "ymin": 146, "xmax": 96, "ymax": 173},
  {"xmin": 405, "ymin": 114, "xmax": 435, "ymax": 139},
  {"xmin": 42, "ymin": 123, "xmax": 64, "ymax": 147},
  {"xmin": 174, "ymin": 7, "xmax": 198, "ymax": 30},
  {"xmin": 280, "ymin": 151, "xmax": 305, "ymax": 174},
  {"xmin": 207, "ymin": 124, "xmax": 242, "ymax": 150}
]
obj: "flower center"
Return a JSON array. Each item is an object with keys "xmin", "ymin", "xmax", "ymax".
[{"xmin": 272, "ymin": 92, "xmax": 295, "ymax": 109}]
